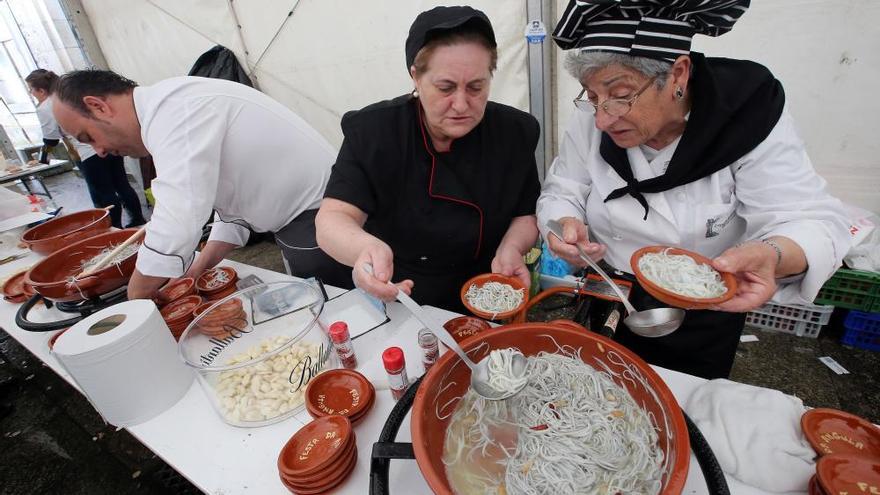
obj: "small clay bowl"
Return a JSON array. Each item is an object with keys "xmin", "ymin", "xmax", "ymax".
[
  {"xmin": 630, "ymin": 246, "xmax": 737, "ymax": 310},
  {"xmin": 460, "ymin": 273, "xmax": 528, "ymax": 321},
  {"xmin": 203, "ymin": 284, "xmax": 238, "ymax": 301},
  {"xmin": 801, "ymin": 408, "xmax": 880, "ymax": 458},
  {"xmin": 281, "ymin": 432, "xmax": 356, "ymax": 486},
  {"xmin": 47, "ymin": 328, "xmax": 69, "ymax": 351},
  {"xmin": 304, "ymin": 370, "xmax": 374, "ymax": 421},
  {"xmin": 196, "ymin": 266, "xmax": 238, "ymax": 295},
  {"xmin": 347, "ymin": 392, "xmax": 375, "ymax": 426},
  {"xmin": 306, "ymin": 386, "xmax": 375, "ymax": 426},
  {"xmin": 155, "ymin": 277, "xmax": 196, "ymax": 306},
  {"xmin": 816, "ymin": 454, "xmax": 880, "ymax": 495},
  {"xmin": 277, "ymin": 415, "xmax": 352, "ymax": 478},
  {"xmin": 160, "ymin": 295, "xmax": 203, "ymax": 327},
  {"xmin": 282, "ymin": 446, "xmax": 357, "ymax": 493},
  {"xmin": 2, "ymin": 270, "xmax": 31, "ymax": 303},
  {"xmin": 442, "ymin": 316, "xmax": 491, "ymax": 344},
  {"xmin": 808, "ymin": 474, "xmax": 826, "ymax": 495}
]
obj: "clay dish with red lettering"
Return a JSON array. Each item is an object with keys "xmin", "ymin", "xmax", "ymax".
[
  {"xmin": 304, "ymin": 369, "xmax": 375, "ymax": 424},
  {"xmin": 801, "ymin": 408, "xmax": 880, "ymax": 458},
  {"xmin": 277, "ymin": 415, "xmax": 352, "ymax": 478}
]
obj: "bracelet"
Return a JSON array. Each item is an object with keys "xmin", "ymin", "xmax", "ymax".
[{"xmin": 760, "ymin": 238, "xmax": 782, "ymax": 268}]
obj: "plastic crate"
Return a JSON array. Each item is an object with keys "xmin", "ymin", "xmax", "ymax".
[
  {"xmin": 842, "ymin": 310, "xmax": 880, "ymax": 351},
  {"xmin": 745, "ymin": 302, "xmax": 834, "ymax": 338},
  {"xmin": 814, "ymin": 268, "xmax": 880, "ymax": 311}
]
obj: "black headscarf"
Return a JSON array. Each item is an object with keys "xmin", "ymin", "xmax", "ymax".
[{"xmin": 602, "ymin": 52, "xmax": 785, "ymax": 219}]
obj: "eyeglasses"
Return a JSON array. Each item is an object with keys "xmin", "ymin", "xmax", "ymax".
[{"xmin": 573, "ymin": 77, "xmax": 657, "ymax": 117}]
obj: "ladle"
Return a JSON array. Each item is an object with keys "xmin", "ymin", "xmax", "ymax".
[
  {"xmin": 546, "ymin": 220, "xmax": 685, "ymax": 338},
  {"xmin": 362, "ymin": 264, "xmax": 527, "ymax": 400}
]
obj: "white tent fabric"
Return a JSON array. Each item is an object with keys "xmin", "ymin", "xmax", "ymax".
[
  {"xmin": 81, "ymin": 0, "xmax": 878, "ymax": 213},
  {"xmin": 553, "ymin": 0, "xmax": 880, "ymax": 213},
  {"xmin": 80, "ymin": 0, "xmax": 529, "ymax": 147}
]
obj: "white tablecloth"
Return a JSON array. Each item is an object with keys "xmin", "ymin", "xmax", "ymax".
[{"xmin": 0, "ymin": 253, "xmax": 804, "ymax": 495}]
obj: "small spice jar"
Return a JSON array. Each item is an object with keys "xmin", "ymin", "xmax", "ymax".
[
  {"xmin": 382, "ymin": 347, "xmax": 409, "ymax": 401},
  {"xmin": 329, "ymin": 321, "xmax": 358, "ymax": 370},
  {"xmin": 417, "ymin": 328, "xmax": 439, "ymax": 372}
]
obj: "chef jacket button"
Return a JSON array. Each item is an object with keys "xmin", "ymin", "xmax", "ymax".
[
  {"xmin": 612, "ymin": 235, "xmax": 623, "ymax": 241},
  {"xmin": 420, "ymin": 256, "xmax": 428, "ymax": 261}
]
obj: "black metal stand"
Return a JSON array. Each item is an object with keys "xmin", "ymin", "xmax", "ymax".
[
  {"xmin": 368, "ymin": 376, "xmax": 729, "ymax": 494},
  {"xmin": 15, "ymin": 290, "xmax": 128, "ymax": 332}
]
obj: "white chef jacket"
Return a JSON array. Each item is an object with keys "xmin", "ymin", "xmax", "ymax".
[
  {"xmin": 134, "ymin": 77, "xmax": 335, "ymax": 278},
  {"xmin": 536, "ymin": 107, "xmax": 851, "ymax": 305},
  {"xmin": 35, "ymin": 99, "xmax": 96, "ymax": 161}
]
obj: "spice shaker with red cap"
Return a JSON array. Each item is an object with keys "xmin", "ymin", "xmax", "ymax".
[
  {"xmin": 382, "ymin": 346, "xmax": 409, "ymax": 401},
  {"xmin": 329, "ymin": 321, "xmax": 358, "ymax": 369}
]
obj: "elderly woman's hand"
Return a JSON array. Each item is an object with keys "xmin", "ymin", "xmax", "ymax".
[
  {"xmin": 491, "ymin": 245, "xmax": 531, "ymax": 289},
  {"xmin": 711, "ymin": 242, "xmax": 778, "ymax": 312},
  {"xmin": 352, "ymin": 241, "xmax": 414, "ymax": 303},
  {"xmin": 546, "ymin": 216, "xmax": 607, "ymax": 268}
]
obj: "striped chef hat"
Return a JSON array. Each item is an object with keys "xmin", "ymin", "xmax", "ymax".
[{"xmin": 552, "ymin": 0, "xmax": 750, "ymax": 60}]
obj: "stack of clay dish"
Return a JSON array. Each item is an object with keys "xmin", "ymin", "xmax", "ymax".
[
  {"xmin": 155, "ymin": 277, "xmax": 196, "ymax": 307},
  {"xmin": 801, "ymin": 408, "xmax": 880, "ymax": 494},
  {"xmin": 2, "ymin": 269, "xmax": 34, "ymax": 303},
  {"xmin": 159, "ymin": 295, "xmax": 203, "ymax": 340},
  {"xmin": 196, "ymin": 266, "xmax": 238, "ymax": 301},
  {"xmin": 305, "ymin": 369, "xmax": 375, "ymax": 426},
  {"xmin": 20, "ymin": 208, "xmax": 111, "ymax": 255},
  {"xmin": 277, "ymin": 415, "xmax": 357, "ymax": 493},
  {"xmin": 191, "ymin": 297, "xmax": 246, "ymax": 339}
]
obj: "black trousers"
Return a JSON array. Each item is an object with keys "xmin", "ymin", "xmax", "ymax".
[
  {"xmin": 605, "ymin": 269, "xmax": 746, "ymax": 379},
  {"xmin": 274, "ymin": 209, "xmax": 353, "ymax": 290},
  {"xmin": 78, "ymin": 154, "xmax": 146, "ymax": 228}
]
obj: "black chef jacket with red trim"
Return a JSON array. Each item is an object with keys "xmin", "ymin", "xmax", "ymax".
[{"xmin": 324, "ymin": 94, "xmax": 541, "ymax": 312}]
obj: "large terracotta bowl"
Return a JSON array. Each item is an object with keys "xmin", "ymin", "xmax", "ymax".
[
  {"xmin": 631, "ymin": 246, "xmax": 737, "ymax": 310},
  {"xmin": 20, "ymin": 209, "xmax": 111, "ymax": 256},
  {"xmin": 25, "ymin": 228, "xmax": 141, "ymax": 302},
  {"xmin": 411, "ymin": 322, "xmax": 689, "ymax": 494}
]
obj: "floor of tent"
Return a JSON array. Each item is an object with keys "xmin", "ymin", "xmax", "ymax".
[{"xmin": 1, "ymin": 170, "xmax": 877, "ymax": 494}]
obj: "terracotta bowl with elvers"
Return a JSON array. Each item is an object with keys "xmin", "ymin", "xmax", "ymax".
[
  {"xmin": 460, "ymin": 273, "xmax": 529, "ymax": 321},
  {"xmin": 630, "ymin": 245, "xmax": 737, "ymax": 310}
]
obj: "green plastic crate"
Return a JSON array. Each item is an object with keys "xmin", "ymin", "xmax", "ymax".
[{"xmin": 814, "ymin": 268, "xmax": 880, "ymax": 311}]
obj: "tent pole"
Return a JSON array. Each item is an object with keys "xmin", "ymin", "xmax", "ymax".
[
  {"xmin": 58, "ymin": 0, "xmax": 109, "ymax": 69},
  {"xmin": 526, "ymin": 0, "xmax": 555, "ymax": 182},
  {"xmin": 226, "ymin": 0, "xmax": 259, "ymax": 89}
]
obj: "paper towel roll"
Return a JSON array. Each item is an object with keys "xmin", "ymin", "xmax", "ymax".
[{"xmin": 53, "ymin": 299, "xmax": 194, "ymax": 427}]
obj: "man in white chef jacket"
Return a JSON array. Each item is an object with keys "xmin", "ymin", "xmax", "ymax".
[{"xmin": 51, "ymin": 70, "xmax": 350, "ymax": 299}]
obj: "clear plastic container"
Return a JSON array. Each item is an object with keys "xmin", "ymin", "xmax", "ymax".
[{"xmin": 178, "ymin": 280, "xmax": 333, "ymax": 427}]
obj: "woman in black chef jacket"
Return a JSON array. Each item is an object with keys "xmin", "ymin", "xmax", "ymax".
[{"xmin": 316, "ymin": 6, "xmax": 540, "ymax": 312}]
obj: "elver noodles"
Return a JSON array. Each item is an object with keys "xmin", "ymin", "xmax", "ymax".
[
  {"xmin": 638, "ymin": 248, "xmax": 727, "ymax": 298},
  {"xmin": 443, "ymin": 349, "xmax": 664, "ymax": 494}
]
